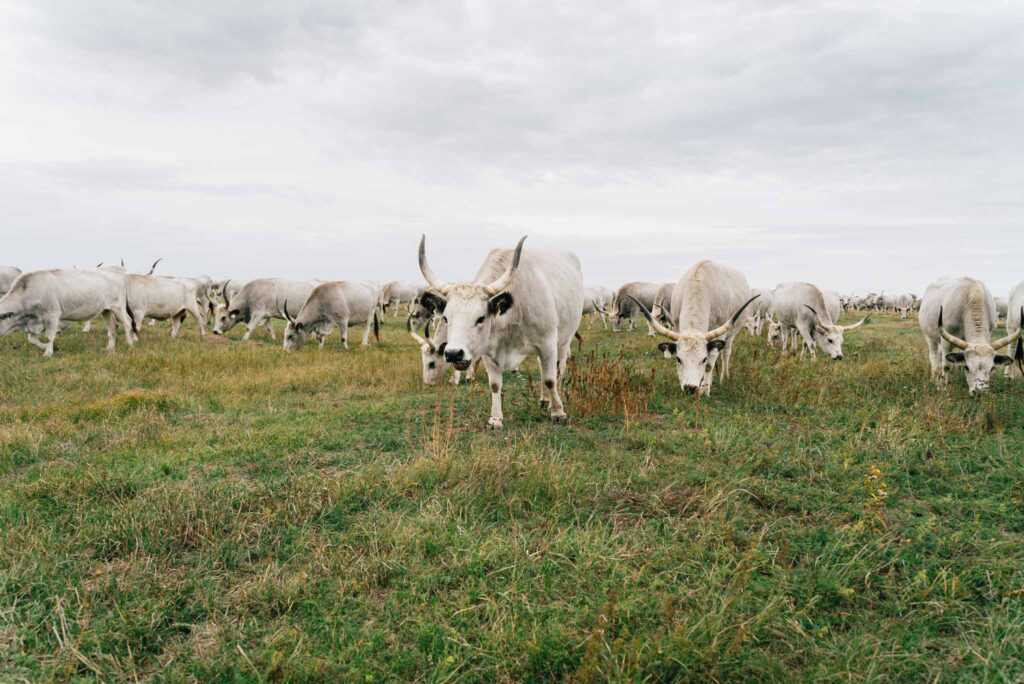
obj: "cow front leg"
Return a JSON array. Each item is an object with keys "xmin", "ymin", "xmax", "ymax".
[
  {"xmin": 242, "ymin": 318, "xmax": 259, "ymax": 341},
  {"xmin": 26, "ymin": 333, "xmax": 48, "ymax": 351},
  {"xmin": 539, "ymin": 345, "xmax": 568, "ymax": 424},
  {"xmin": 264, "ymin": 319, "xmax": 276, "ymax": 340},
  {"xmin": 188, "ymin": 303, "xmax": 206, "ymax": 337},
  {"xmin": 484, "ymin": 358, "xmax": 505, "ymax": 429}
]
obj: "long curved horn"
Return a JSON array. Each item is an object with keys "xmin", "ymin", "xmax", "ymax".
[
  {"xmin": 992, "ymin": 307, "xmax": 1024, "ymax": 350},
  {"xmin": 804, "ymin": 304, "xmax": 825, "ymax": 327},
  {"xmin": 283, "ymin": 300, "xmax": 296, "ymax": 324},
  {"xmin": 840, "ymin": 316, "xmax": 869, "ymax": 332},
  {"xmin": 706, "ymin": 294, "xmax": 760, "ymax": 340},
  {"xmin": 222, "ymin": 280, "xmax": 231, "ymax": 309},
  {"xmin": 482, "ymin": 236, "xmax": 527, "ymax": 296},
  {"xmin": 145, "ymin": 258, "xmax": 163, "ymax": 276},
  {"xmin": 407, "ymin": 315, "xmax": 434, "ymax": 351},
  {"xmin": 938, "ymin": 307, "xmax": 969, "ymax": 350},
  {"xmin": 96, "ymin": 261, "xmax": 104, "ymax": 268},
  {"xmin": 418, "ymin": 235, "xmax": 450, "ymax": 294},
  {"xmin": 626, "ymin": 295, "xmax": 680, "ymax": 341}
]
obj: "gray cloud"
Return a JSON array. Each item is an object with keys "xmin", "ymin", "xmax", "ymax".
[{"xmin": 1, "ymin": 1, "xmax": 1023, "ymax": 294}]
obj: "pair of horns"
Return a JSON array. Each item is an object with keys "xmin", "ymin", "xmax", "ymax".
[
  {"xmin": 804, "ymin": 305, "xmax": 868, "ymax": 332},
  {"xmin": 407, "ymin": 315, "xmax": 435, "ymax": 352},
  {"xmin": 284, "ymin": 299, "xmax": 296, "ymax": 324},
  {"xmin": 939, "ymin": 306, "xmax": 1022, "ymax": 351},
  {"xmin": 632, "ymin": 294, "xmax": 759, "ymax": 342},
  {"xmin": 419, "ymin": 235, "xmax": 527, "ymax": 296}
]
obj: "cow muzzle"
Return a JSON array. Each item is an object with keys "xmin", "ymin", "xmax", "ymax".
[{"xmin": 444, "ymin": 347, "xmax": 471, "ymax": 371}]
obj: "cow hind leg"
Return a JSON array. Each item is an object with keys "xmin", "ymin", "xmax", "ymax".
[
  {"xmin": 170, "ymin": 312, "xmax": 185, "ymax": 339},
  {"xmin": 101, "ymin": 310, "xmax": 119, "ymax": 352},
  {"xmin": 539, "ymin": 345, "xmax": 568, "ymax": 425},
  {"xmin": 26, "ymin": 333, "xmax": 48, "ymax": 351}
]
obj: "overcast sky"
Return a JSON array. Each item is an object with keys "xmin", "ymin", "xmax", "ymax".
[{"xmin": 1, "ymin": 1, "xmax": 1022, "ymax": 295}]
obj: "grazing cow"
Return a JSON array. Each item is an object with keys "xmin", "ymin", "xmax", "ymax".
[
  {"xmin": 0, "ymin": 266, "xmax": 22, "ymax": 294},
  {"xmin": 920, "ymin": 277, "xmax": 1022, "ymax": 395},
  {"xmin": 895, "ymin": 294, "xmax": 914, "ymax": 319},
  {"xmin": 633, "ymin": 260, "xmax": 759, "ymax": 396},
  {"xmin": 604, "ymin": 282, "xmax": 661, "ymax": 334},
  {"xmin": 0, "ymin": 269, "xmax": 135, "ymax": 356},
  {"xmin": 283, "ymin": 280, "xmax": 380, "ymax": 350},
  {"xmin": 418, "ymin": 235, "xmax": 583, "ymax": 428},
  {"xmin": 126, "ymin": 274, "xmax": 206, "ymax": 339},
  {"xmin": 771, "ymin": 283, "xmax": 868, "ymax": 360},
  {"xmin": 213, "ymin": 278, "xmax": 314, "ymax": 340},
  {"xmin": 381, "ymin": 282, "xmax": 424, "ymax": 317}
]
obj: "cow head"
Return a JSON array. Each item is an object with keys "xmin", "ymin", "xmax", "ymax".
[
  {"xmin": 408, "ymin": 316, "xmax": 452, "ymax": 385},
  {"xmin": 418, "ymin": 234, "xmax": 525, "ymax": 372},
  {"xmin": 633, "ymin": 294, "xmax": 758, "ymax": 396},
  {"xmin": 805, "ymin": 305, "xmax": 867, "ymax": 360},
  {"xmin": 212, "ymin": 280, "xmax": 243, "ymax": 335},
  {"xmin": 939, "ymin": 306, "xmax": 1021, "ymax": 395},
  {"xmin": 282, "ymin": 300, "xmax": 310, "ymax": 350}
]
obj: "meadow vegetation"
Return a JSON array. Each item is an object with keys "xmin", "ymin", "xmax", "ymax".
[{"xmin": 2, "ymin": 314, "xmax": 1023, "ymax": 681}]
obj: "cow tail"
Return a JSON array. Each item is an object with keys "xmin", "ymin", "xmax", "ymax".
[
  {"xmin": 373, "ymin": 310, "xmax": 380, "ymax": 342},
  {"xmin": 125, "ymin": 286, "xmax": 138, "ymax": 334}
]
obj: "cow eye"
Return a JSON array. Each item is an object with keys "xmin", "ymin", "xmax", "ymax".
[
  {"xmin": 475, "ymin": 316, "xmax": 485, "ymax": 326},
  {"xmin": 828, "ymin": 338, "xmax": 833, "ymax": 344},
  {"xmin": 428, "ymin": 361, "xmax": 436, "ymax": 369},
  {"xmin": 676, "ymin": 357, "xmax": 682, "ymax": 364},
  {"xmin": 702, "ymin": 357, "xmax": 708, "ymax": 364},
  {"xmin": 442, "ymin": 316, "xmax": 447, "ymax": 324}
]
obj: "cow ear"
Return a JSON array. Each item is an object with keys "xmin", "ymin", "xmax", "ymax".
[
  {"xmin": 945, "ymin": 352, "xmax": 965, "ymax": 364},
  {"xmin": 420, "ymin": 291, "xmax": 447, "ymax": 314},
  {"xmin": 657, "ymin": 342, "xmax": 677, "ymax": 356},
  {"xmin": 488, "ymin": 292, "xmax": 514, "ymax": 316},
  {"xmin": 707, "ymin": 339, "xmax": 726, "ymax": 351},
  {"xmin": 994, "ymin": 354, "xmax": 1012, "ymax": 366},
  {"xmin": 436, "ymin": 342, "xmax": 447, "ymax": 356},
  {"xmin": 294, "ymin": 322, "xmax": 304, "ymax": 332},
  {"xmin": 229, "ymin": 309, "xmax": 241, "ymax": 318}
]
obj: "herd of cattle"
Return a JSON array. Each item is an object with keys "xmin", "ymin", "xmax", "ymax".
[{"xmin": 1, "ymin": 239, "xmax": 1022, "ymax": 427}]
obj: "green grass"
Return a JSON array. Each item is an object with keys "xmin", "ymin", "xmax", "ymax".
[{"xmin": 2, "ymin": 314, "xmax": 1024, "ymax": 681}]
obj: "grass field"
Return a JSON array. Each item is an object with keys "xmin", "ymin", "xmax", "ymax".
[{"xmin": 2, "ymin": 313, "xmax": 1024, "ymax": 682}]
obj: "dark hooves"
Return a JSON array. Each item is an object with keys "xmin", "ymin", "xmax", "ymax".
[{"xmin": 551, "ymin": 415, "xmax": 568, "ymax": 425}]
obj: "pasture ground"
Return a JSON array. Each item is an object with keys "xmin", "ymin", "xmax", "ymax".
[{"xmin": 2, "ymin": 313, "xmax": 1024, "ymax": 681}]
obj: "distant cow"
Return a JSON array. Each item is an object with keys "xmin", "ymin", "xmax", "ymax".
[
  {"xmin": 604, "ymin": 282, "xmax": 661, "ymax": 335},
  {"xmin": 381, "ymin": 282, "xmax": 424, "ymax": 317},
  {"xmin": 920, "ymin": 277, "xmax": 1021, "ymax": 395},
  {"xmin": 213, "ymin": 278, "xmax": 315, "ymax": 340},
  {"xmin": 895, "ymin": 294, "xmax": 914, "ymax": 319},
  {"xmin": 126, "ymin": 274, "xmax": 207, "ymax": 339},
  {"xmin": 418, "ymin": 235, "xmax": 583, "ymax": 428},
  {"xmin": 771, "ymin": 283, "xmax": 868, "ymax": 360},
  {"xmin": 1005, "ymin": 281, "xmax": 1024, "ymax": 380},
  {"xmin": 582, "ymin": 285, "xmax": 613, "ymax": 330},
  {"xmin": 0, "ymin": 269, "xmax": 134, "ymax": 356},
  {"xmin": 283, "ymin": 281, "xmax": 380, "ymax": 350},
  {"xmin": 634, "ymin": 260, "xmax": 759, "ymax": 396}
]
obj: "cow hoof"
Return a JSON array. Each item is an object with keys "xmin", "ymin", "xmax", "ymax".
[
  {"xmin": 539, "ymin": 398, "xmax": 551, "ymax": 409},
  {"xmin": 551, "ymin": 414, "xmax": 568, "ymax": 425},
  {"xmin": 487, "ymin": 418, "xmax": 504, "ymax": 430}
]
